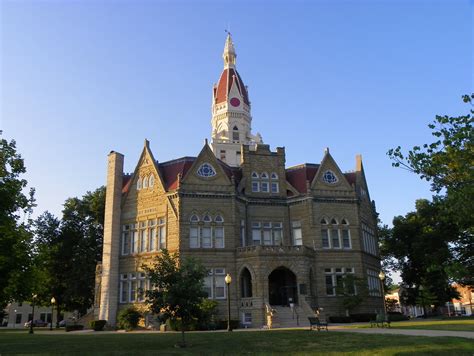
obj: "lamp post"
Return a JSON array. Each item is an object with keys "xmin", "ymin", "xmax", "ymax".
[
  {"xmin": 225, "ymin": 273, "xmax": 232, "ymax": 332},
  {"xmin": 378, "ymin": 271, "xmax": 387, "ymax": 316},
  {"xmin": 29, "ymin": 294, "xmax": 37, "ymax": 334},
  {"xmin": 50, "ymin": 297, "xmax": 56, "ymax": 331}
]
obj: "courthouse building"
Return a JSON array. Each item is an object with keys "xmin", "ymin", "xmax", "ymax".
[{"xmin": 95, "ymin": 35, "xmax": 383, "ymax": 327}]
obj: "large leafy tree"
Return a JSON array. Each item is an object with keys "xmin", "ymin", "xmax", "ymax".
[
  {"xmin": 0, "ymin": 131, "xmax": 36, "ymax": 307},
  {"xmin": 381, "ymin": 199, "xmax": 459, "ymax": 306},
  {"xmin": 33, "ymin": 187, "xmax": 105, "ymax": 316},
  {"xmin": 388, "ymin": 94, "xmax": 473, "ymax": 286},
  {"xmin": 144, "ymin": 250, "xmax": 207, "ymax": 347}
]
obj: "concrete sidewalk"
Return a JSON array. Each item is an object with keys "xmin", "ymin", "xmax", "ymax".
[{"xmin": 331, "ymin": 327, "xmax": 474, "ymax": 339}]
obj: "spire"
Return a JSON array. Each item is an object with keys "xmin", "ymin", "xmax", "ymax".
[{"xmin": 223, "ymin": 33, "xmax": 236, "ymax": 69}]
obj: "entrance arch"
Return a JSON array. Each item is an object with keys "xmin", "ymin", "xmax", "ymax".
[
  {"xmin": 240, "ymin": 267, "xmax": 253, "ymax": 298},
  {"xmin": 268, "ymin": 267, "xmax": 298, "ymax": 306}
]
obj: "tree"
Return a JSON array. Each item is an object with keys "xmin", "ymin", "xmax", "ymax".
[
  {"xmin": 0, "ymin": 131, "xmax": 36, "ymax": 308},
  {"xmin": 387, "ymin": 94, "xmax": 473, "ymax": 286},
  {"xmin": 382, "ymin": 199, "xmax": 459, "ymax": 306},
  {"xmin": 144, "ymin": 250, "xmax": 207, "ymax": 347},
  {"xmin": 335, "ymin": 274, "xmax": 368, "ymax": 316},
  {"xmin": 33, "ymin": 187, "xmax": 105, "ymax": 317}
]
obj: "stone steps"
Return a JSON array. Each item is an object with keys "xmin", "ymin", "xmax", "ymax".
[{"xmin": 271, "ymin": 306, "xmax": 310, "ymax": 328}]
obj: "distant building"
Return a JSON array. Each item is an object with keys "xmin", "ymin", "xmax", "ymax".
[
  {"xmin": 446, "ymin": 284, "xmax": 473, "ymax": 316},
  {"xmin": 94, "ymin": 35, "xmax": 383, "ymax": 328},
  {"xmin": 3, "ymin": 302, "xmax": 63, "ymax": 328}
]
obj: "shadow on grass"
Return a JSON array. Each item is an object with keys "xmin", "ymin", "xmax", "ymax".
[{"xmin": 0, "ymin": 330, "xmax": 473, "ymax": 355}]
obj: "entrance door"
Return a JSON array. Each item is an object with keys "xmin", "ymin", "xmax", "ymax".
[{"xmin": 268, "ymin": 267, "xmax": 298, "ymax": 306}]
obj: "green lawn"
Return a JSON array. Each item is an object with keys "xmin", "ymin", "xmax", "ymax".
[
  {"xmin": 0, "ymin": 330, "xmax": 473, "ymax": 355},
  {"xmin": 344, "ymin": 319, "xmax": 474, "ymax": 332}
]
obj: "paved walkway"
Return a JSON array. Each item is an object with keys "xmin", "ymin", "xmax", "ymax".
[{"xmin": 330, "ymin": 327, "xmax": 474, "ymax": 339}]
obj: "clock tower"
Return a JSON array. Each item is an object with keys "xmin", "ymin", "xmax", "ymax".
[{"xmin": 211, "ymin": 34, "xmax": 262, "ymax": 166}]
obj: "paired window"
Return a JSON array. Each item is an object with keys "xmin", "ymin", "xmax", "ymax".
[
  {"xmin": 324, "ymin": 267, "xmax": 355, "ymax": 296},
  {"xmin": 189, "ymin": 214, "xmax": 225, "ymax": 248},
  {"xmin": 121, "ymin": 219, "xmax": 166, "ymax": 255},
  {"xmin": 362, "ymin": 223, "xmax": 378, "ymax": 256},
  {"xmin": 204, "ymin": 268, "xmax": 227, "ymax": 299},
  {"xmin": 321, "ymin": 218, "xmax": 351, "ymax": 249},
  {"xmin": 251, "ymin": 222, "xmax": 283, "ymax": 246},
  {"xmin": 367, "ymin": 269, "xmax": 382, "ymax": 296},
  {"xmin": 251, "ymin": 172, "xmax": 279, "ymax": 193},
  {"xmin": 120, "ymin": 272, "xmax": 149, "ymax": 303},
  {"xmin": 136, "ymin": 174, "xmax": 155, "ymax": 190}
]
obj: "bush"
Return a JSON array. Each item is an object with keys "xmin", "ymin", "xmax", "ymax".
[
  {"xmin": 328, "ymin": 316, "xmax": 351, "ymax": 323},
  {"xmin": 89, "ymin": 320, "xmax": 107, "ymax": 331},
  {"xmin": 167, "ymin": 318, "xmax": 198, "ymax": 331},
  {"xmin": 387, "ymin": 313, "xmax": 409, "ymax": 321},
  {"xmin": 350, "ymin": 313, "xmax": 377, "ymax": 322},
  {"xmin": 216, "ymin": 319, "xmax": 240, "ymax": 330},
  {"xmin": 117, "ymin": 306, "xmax": 141, "ymax": 330},
  {"xmin": 65, "ymin": 324, "xmax": 84, "ymax": 332}
]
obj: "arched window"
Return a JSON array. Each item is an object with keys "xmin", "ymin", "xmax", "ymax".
[
  {"xmin": 240, "ymin": 268, "xmax": 253, "ymax": 298},
  {"xmin": 260, "ymin": 172, "xmax": 269, "ymax": 179},
  {"xmin": 251, "ymin": 172, "xmax": 260, "ymax": 192},
  {"xmin": 203, "ymin": 214, "xmax": 212, "ymax": 223},
  {"xmin": 149, "ymin": 175, "xmax": 155, "ymax": 188},
  {"xmin": 271, "ymin": 172, "xmax": 278, "ymax": 179},
  {"xmin": 215, "ymin": 215, "xmax": 224, "ymax": 223},
  {"xmin": 260, "ymin": 172, "xmax": 269, "ymax": 192},
  {"xmin": 320, "ymin": 218, "xmax": 328, "ymax": 225},
  {"xmin": 341, "ymin": 219, "xmax": 351, "ymax": 248},
  {"xmin": 232, "ymin": 126, "xmax": 239, "ymax": 141},
  {"xmin": 341, "ymin": 218, "xmax": 349, "ymax": 225},
  {"xmin": 251, "ymin": 172, "xmax": 259, "ymax": 179},
  {"xmin": 330, "ymin": 218, "xmax": 338, "ymax": 225},
  {"xmin": 143, "ymin": 176, "xmax": 149, "ymax": 188},
  {"xmin": 137, "ymin": 177, "xmax": 142, "ymax": 190},
  {"xmin": 190, "ymin": 214, "xmax": 199, "ymax": 223}
]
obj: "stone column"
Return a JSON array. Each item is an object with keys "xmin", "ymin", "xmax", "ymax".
[{"xmin": 99, "ymin": 151, "xmax": 124, "ymax": 326}]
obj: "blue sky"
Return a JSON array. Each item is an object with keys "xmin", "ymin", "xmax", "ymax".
[{"xmin": 1, "ymin": 0, "xmax": 472, "ymax": 227}]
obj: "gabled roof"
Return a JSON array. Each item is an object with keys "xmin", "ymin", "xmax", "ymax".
[{"xmin": 121, "ymin": 156, "xmax": 242, "ymax": 193}]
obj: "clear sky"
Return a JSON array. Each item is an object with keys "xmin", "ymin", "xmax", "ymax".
[{"xmin": 1, "ymin": 0, "xmax": 472, "ymax": 227}]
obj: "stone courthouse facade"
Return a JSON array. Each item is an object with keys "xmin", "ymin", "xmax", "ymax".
[{"xmin": 95, "ymin": 35, "xmax": 383, "ymax": 327}]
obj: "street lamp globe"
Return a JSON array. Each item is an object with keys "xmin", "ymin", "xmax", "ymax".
[
  {"xmin": 51, "ymin": 297, "xmax": 56, "ymax": 305},
  {"xmin": 225, "ymin": 274, "xmax": 232, "ymax": 285}
]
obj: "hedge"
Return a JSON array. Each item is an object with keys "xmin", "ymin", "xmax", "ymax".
[
  {"xmin": 89, "ymin": 320, "xmax": 107, "ymax": 331},
  {"xmin": 65, "ymin": 324, "xmax": 84, "ymax": 332}
]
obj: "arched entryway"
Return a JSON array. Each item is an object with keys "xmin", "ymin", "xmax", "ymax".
[
  {"xmin": 268, "ymin": 267, "xmax": 298, "ymax": 306},
  {"xmin": 240, "ymin": 267, "xmax": 253, "ymax": 298}
]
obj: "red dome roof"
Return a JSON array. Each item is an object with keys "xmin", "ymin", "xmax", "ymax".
[{"xmin": 214, "ymin": 68, "xmax": 250, "ymax": 106}]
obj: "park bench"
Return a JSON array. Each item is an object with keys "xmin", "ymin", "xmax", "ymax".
[
  {"xmin": 370, "ymin": 314, "xmax": 391, "ymax": 328},
  {"xmin": 308, "ymin": 317, "xmax": 328, "ymax": 331}
]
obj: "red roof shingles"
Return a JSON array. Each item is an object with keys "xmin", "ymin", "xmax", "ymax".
[
  {"xmin": 286, "ymin": 164, "xmax": 319, "ymax": 194},
  {"xmin": 215, "ymin": 68, "xmax": 250, "ymax": 105}
]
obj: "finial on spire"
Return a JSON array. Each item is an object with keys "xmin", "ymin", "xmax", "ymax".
[{"xmin": 223, "ymin": 31, "xmax": 236, "ymax": 69}]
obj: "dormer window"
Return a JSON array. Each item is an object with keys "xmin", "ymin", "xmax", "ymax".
[{"xmin": 197, "ymin": 163, "xmax": 217, "ymax": 177}]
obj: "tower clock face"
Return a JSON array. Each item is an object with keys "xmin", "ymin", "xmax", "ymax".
[{"xmin": 230, "ymin": 97, "xmax": 241, "ymax": 107}]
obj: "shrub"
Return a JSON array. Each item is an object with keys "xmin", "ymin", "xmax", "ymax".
[
  {"xmin": 387, "ymin": 313, "xmax": 409, "ymax": 321},
  {"xmin": 216, "ymin": 319, "xmax": 240, "ymax": 330},
  {"xmin": 350, "ymin": 313, "xmax": 377, "ymax": 322},
  {"xmin": 328, "ymin": 316, "xmax": 351, "ymax": 323},
  {"xmin": 118, "ymin": 306, "xmax": 141, "ymax": 330},
  {"xmin": 65, "ymin": 324, "xmax": 84, "ymax": 332},
  {"xmin": 167, "ymin": 318, "xmax": 198, "ymax": 331},
  {"xmin": 89, "ymin": 320, "xmax": 107, "ymax": 331}
]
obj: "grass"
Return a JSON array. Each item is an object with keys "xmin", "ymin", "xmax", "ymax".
[
  {"xmin": 0, "ymin": 329, "xmax": 473, "ymax": 355},
  {"xmin": 343, "ymin": 319, "xmax": 474, "ymax": 332}
]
